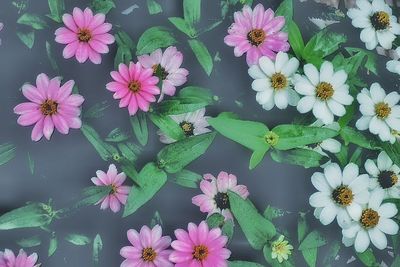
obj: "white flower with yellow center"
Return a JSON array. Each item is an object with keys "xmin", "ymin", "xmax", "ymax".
[
  {"xmin": 355, "ymin": 83, "xmax": 400, "ymax": 144},
  {"xmin": 248, "ymin": 52, "xmax": 300, "ymax": 110},
  {"xmin": 347, "ymin": 0, "xmax": 400, "ymax": 50},
  {"xmin": 294, "ymin": 61, "xmax": 354, "ymax": 125},
  {"xmin": 342, "ymin": 189, "xmax": 399, "ymax": 253},
  {"xmin": 271, "ymin": 235, "xmax": 293, "ymax": 263},
  {"xmin": 310, "ymin": 163, "xmax": 370, "ymax": 228}
]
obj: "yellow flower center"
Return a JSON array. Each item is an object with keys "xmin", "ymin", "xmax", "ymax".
[
  {"xmin": 142, "ymin": 247, "xmax": 157, "ymax": 262},
  {"xmin": 77, "ymin": 28, "xmax": 92, "ymax": 42},
  {"xmin": 128, "ymin": 81, "xmax": 141, "ymax": 93},
  {"xmin": 193, "ymin": 245, "xmax": 208, "ymax": 261},
  {"xmin": 331, "ymin": 185, "xmax": 353, "ymax": 206},
  {"xmin": 265, "ymin": 131, "xmax": 279, "ymax": 146},
  {"xmin": 375, "ymin": 102, "xmax": 391, "ymax": 119},
  {"xmin": 360, "ymin": 208, "xmax": 380, "ymax": 229},
  {"xmin": 271, "ymin": 73, "xmax": 288, "ymax": 90},
  {"xmin": 40, "ymin": 99, "xmax": 58, "ymax": 115},
  {"xmin": 179, "ymin": 121, "xmax": 194, "ymax": 136},
  {"xmin": 247, "ymin": 29, "xmax": 266, "ymax": 46},
  {"xmin": 152, "ymin": 64, "xmax": 168, "ymax": 80},
  {"xmin": 371, "ymin": 11, "xmax": 390, "ymax": 30},
  {"xmin": 316, "ymin": 82, "xmax": 334, "ymax": 100}
]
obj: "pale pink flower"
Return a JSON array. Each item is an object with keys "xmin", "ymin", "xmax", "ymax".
[
  {"xmin": 169, "ymin": 221, "xmax": 231, "ymax": 267},
  {"xmin": 14, "ymin": 73, "xmax": 84, "ymax": 141},
  {"xmin": 138, "ymin": 46, "xmax": 189, "ymax": 102},
  {"xmin": 91, "ymin": 164, "xmax": 131, "ymax": 213},
  {"xmin": 55, "ymin": 7, "xmax": 115, "ymax": 64},
  {"xmin": 106, "ymin": 62, "xmax": 160, "ymax": 116},
  {"xmin": 192, "ymin": 171, "xmax": 249, "ymax": 220},
  {"xmin": 120, "ymin": 225, "xmax": 173, "ymax": 267},
  {"xmin": 224, "ymin": 4, "xmax": 289, "ymax": 65},
  {"xmin": 0, "ymin": 249, "xmax": 39, "ymax": 267}
]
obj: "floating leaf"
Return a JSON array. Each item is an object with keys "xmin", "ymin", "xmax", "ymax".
[
  {"xmin": 275, "ymin": 0, "xmax": 293, "ymax": 32},
  {"xmin": 17, "ymin": 13, "xmax": 47, "ymax": 30},
  {"xmin": 17, "ymin": 30, "xmax": 35, "ymax": 49},
  {"xmin": 147, "ymin": 0, "xmax": 162, "ymax": 15},
  {"xmin": 149, "ymin": 113, "xmax": 185, "ymax": 141},
  {"xmin": 0, "ymin": 203, "xmax": 51, "ymax": 230},
  {"xmin": 173, "ymin": 169, "xmax": 202, "ymax": 188},
  {"xmin": 263, "ymin": 205, "xmax": 287, "ymax": 221},
  {"xmin": 136, "ymin": 26, "xmax": 177, "ymax": 55},
  {"xmin": 188, "ymin": 39, "xmax": 213, "ymax": 76},
  {"xmin": 155, "ymin": 96, "xmax": 211, "ymax": 115},
  {"xmin": 65, "ymin": 233, "xmax": 91, "ymax": 246},
  {"xmin": 92, "ymin": 234, "xmax": 103, "ymax": 266},
  {"xmin": 81, "ymin": 123, "xmax": 119, "ymax": 161},
  {"xmin": 91, "ymin": 0, "xmax": 115, "ymax": 14},
  {"xmin": 340, "ymin": 126, "xmax": 379, "ymax": 150},
  {"xmin": 356, "ymin": 249, "xmax": 378, "ymax": 267},
  {"xmin": 323, "ymin": 240, "xmax": 341, "ymax": 267},
  {"xmin": 48, "ymin": 236, "xmax": 57, "ymax": 257},
  {"xmin": 288, "ymin": 20, "xmax": 304, "ymax": 58},
  {"xmin": 83, "ymin": 101, "xmax": 110, "ymax": 119},
  {"xmin": 302, "ymin": 248, "xmax": 318, "ymax": 267},
  {"xmin": 117, "ymin": 142, "xmax": 141, "ymax": 163},
  {"xmin": 105, "ymin": 128, "xmax": 130, "ymax": 142},
  {"xmin": 183, "ymin": 0, "xmax": 201, "ymax": 26},
  {"xmin": 150, "ymin": 211, "xmax": 163, "ymax": 228},
  {"xmin": 47, "ymin": 0, "xmax": 65, "ymax": 22},
  {"xmin": 46, "ymin": 41, "xmax": 59, "ymax": 72},
  {"xmin": 27, "ymin": 152, "xmax": 34, "ymax": 174},
  {"xmin": 168, "ymin": 17, "xmax": 194, "ymax": 37},
  {"xmin": 228, "ymin": 261, "xmax": 265, "ymax": 267},
  {"xmin": 114, "ymin": 31, "xmax": 135, "ymax": 68},
  {"xmin": 206, "ymin": 213, "xmax": 225, "ymax": 229},
  {"xmin": 0, "ymin": 143, "xmax": 16, "ymax": 166},
  {"xmin": 270, "ymin": 148, "xmax": 325, "ymax": 168},
  {"xmin": 130, "ymin": 113, "xmax": 148, "ymax": 146},
  {"xmin": 298, "ymin": 230, "xmax": 327, "ymax": 250},
  {"xmin": 297, "ymin": 213, "xmax": 309, "ymax": 244},
  {"xmin": 16, "ymin": 235, "xmax": 41, "ymax": 248}
]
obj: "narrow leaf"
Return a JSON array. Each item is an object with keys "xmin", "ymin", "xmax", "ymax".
[{"xmin": 188, "ymin": 39, "xmax": 213, "ymax": 76}]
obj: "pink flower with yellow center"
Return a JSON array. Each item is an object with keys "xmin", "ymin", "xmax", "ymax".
[{"xmin": 0, "ymin": 249, "xmax": 39, "ymax": 267}]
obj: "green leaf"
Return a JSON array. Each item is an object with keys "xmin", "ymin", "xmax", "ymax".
[
  {"xmin": 91, "ymin": 0, "xmax": 115, "ymax": 14},
  {"xmin": 117, "ymin": 142, "xmax": 140, "ymax": 163},
  {"xmin": 173, "ymin": 169, "xmax": 202, "ymax": 188},
  {"xmin": 380, "ymin": 141, "xmax": 400, "ymax": 167},
  {"xmin": 206, "ymin": 213, "xmax": 225, "ymax": 228},
  {"xmin": 0, "ymin": 143, "xmax": 16, "ymax": 166},
  {"xmin": 157, "ymin": 132, "xmax": 216, "ymax": 173},
  {"xmin": 391, "ymin": 256, "xmax": 400, "ymax": 267},
  {"xmin": 47, "ymin": 0, "xmax": 65, "ymax": 22},
  {"xmin": 270, "ymin": 148, "xmax": 325, "ymax": 168},
  {"xmin": 183, "ymin": 0, "xmax": 201, "ymax": 26},
  {"xmin": 338, "ymin": 102, "xmax": 356, "ymax": 128},
  {"xmin": 114, "ymin": 31, "xmax": 135, "ymax": 69},
  {"xmin": 288, "ymin": 21, "xmax": 304, "ymax": 58},
  {"xmin": 178, "ymin": 86, "xmax": 213, "ymax": 103},
  {"xmin": 298, "ymin": 230, "xmax": 327, "ymax": 250},
  {"xmin": 149, "ymin": 113, "xmax": 185, "ymax": 141},
  {"xmin": 188, "ymin": 39, "xmax": 213, "ymax": 76},
  {"xmin": 92, "ymin": 234, "xmax": 103, "ymax": 266},
  {"xmin": 65, "ymin": 233, "xmax": 91, "ymax": 246},
  {"xmin": 222, "ymin": 219, "xmax": 234, "ymax": 241},
  {"xmin": 263, "ymin": 205, "xmax": 286, "ymax": 221},
  {"xmin": 115, "ymin": 31, "xmax": 135, "ymax": 50},
  {"xmin": 228, "ymin": 261, "xmax": 265, "ymax": 267},
  {"xmin": 16, "ymin": 235, "xmax": 41, "ymax": 248},
  {"xmin": 136, "ymin": 26, "xmax": 177, "ymax": 55},
  {"xmin": 105, "ymin": 128, "xmax": 130, "ymax": 142},
  {"xmin": 27, "ymin": 152, "xmax": 34, "ymax": 174},
  {"xmin": 323, "ymin": 240, "xmax": 340, "ymax": 267},
  {"xmin": 349, "ymin": 147, "xmax": 363, "ymax": 166},
  {"xmin": 81, "ymin": 123, "xmax": 119, "ymax": 161},
  {"xmin": 83, "ymin": 101, "xmax": 110, "ymax": 119},
  {"xmin": 155, "ymin": 98, "xmax": 210, "ymax": 115},
  {"xmin": 46, "ymin": 41, "xmax": 59, "ymax": 72},
  {"xmin": 123, "ymin": 163, "xmax": 167, "ymax": 217},
  {"xmin": 147, "ymin": 0, "xmax": 162, "ymax": 15},
  {"xmin": 0, "ymin": 203, "xmax": 52, "ymax": 230},
  {"xmin": 249, "ymin": 148, "xmax": 269, "ymax": 169},
  {"xmin": 150, "ymin": 211, "xmax": 163, "ymax": 228},
  {"xmin": 168, "ymin": 17, "xmax": 194, "ymax": 37},
  {"xmin": 48, "ymin": 236, "xmax": 57, "ymax": 257},
  {"xmin": 17, "ymin": 31, "xmax": 35, "ymax": 49},
  {"xmin": 340, "ymin": 126, "xmax": 380, "ymax": 150},
  {"xmin": 345, "ymin": 47, "xmax": 378, "ymax": 75},
  {"xmin": 356, "ymin": 249, "xmax": 379, "ymax": 267},
  {"xmin": 130, "ymin": 113, "xmax": 148, "ymax": 146},
  {"xmin": 17, "ymin": 13, "xmax": 48, "ymax": 30},
  {"xmin": 297, "ymin": 213, "xmax": 309, "ymax": 244},
  {"xmin": 302, "ymin": 248, "xmax": 317, "ymax": 267},
  {"xmin": 275, "ymin": 0, "xmax": 293, "ymax": 32},
  {"xmin": 228, "ymin": 191, "xmax": 276, "ymax": 250}
]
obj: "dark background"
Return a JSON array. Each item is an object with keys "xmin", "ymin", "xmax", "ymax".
[{"xmin": 0, "ymin": 0, "xmax": 398, "ymax": 266}]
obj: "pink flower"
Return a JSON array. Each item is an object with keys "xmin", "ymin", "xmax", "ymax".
[
  {"xmin": 169, "ymin": 221, "xmax": 231, "ymax": 267},
  {"xmin": 91, "ymin": 164, "xmax": 131, "ymax": 213},
  {"xmin": 138, "ymin": 46, "xmax": 189, "ymax": 102},
  {"xmin": 120, "ymin": 225, "xmax": 173, "ymax": 267},
  {"xmin": 55, "ymin": 7, "xmax": 115, "ymax": 64},
  {"xmin": 14, "ymin": 73, "xmax": 84, "ymax": 141},
  {"xmin": 192, "ymin": 171, "xmax": 249, "ymax": 220},
  {"xmin": 224, "ymin": 4, "xmax": 289, "ymax": 65},
  {"xmin": 106, "ymin": 62, "xmax": 160, "ymax": 116},
  {"xmin": 0, "ymin": 249, "xmax": 39, "ymax": 267}
]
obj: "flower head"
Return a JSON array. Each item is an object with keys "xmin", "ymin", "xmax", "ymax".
[
  {"xmin": 224, "ymin": 4, "xmax": 289, "ymax": 65},
  {"xmin": 192, "ymin": 171, "xmax": 249, "ymax": 220},
  {"xmin": 0, "ymin": 249, "xmax": 39, "ymax": 267},
  {"xmin": 55, "ymin": 7, "xmax": 115, "ymax": 64},
  {"xmin": 294, "ymin": 61, "xmax": 354, "ymax": 125},
  {"xmin": 14, "ymin": 73, "xmax": 84, "ymax": 141},
  {"xmin": 106, "ymin": 62, "xmax": 160, "ymax": 116},
  {"xmin": 347, "ymin": 0, "xmax": 400, "ymax": 50},
  {"xmin": 138, "ymin": 46, "xmax": 189, "ymax": 102},
  {"xmin": 248, "ymin": 52, "xmax": 300, "ymax": 110},
  {"xmin": 158, "ymin": 108, "xmax": 211, "ymax": 144},
  {"xmin": 91, "ymin": 164, "xmax": 131, "ymax": 213},
  {"xmin": 271, "ymin": 235, "xmax": 293, "ymax": 263},
  {"xmin": 120, "ymin": 225, "xmax": 173, "ymax": 267},
  {"xmin": 169, "ymin": 221, "xmax": 231, "ymax": 266}
]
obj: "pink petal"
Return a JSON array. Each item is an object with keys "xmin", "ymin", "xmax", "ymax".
[
  {"xmin": 88, "ymin": 49, "xmax": 102, "ymax": 64},
  {"xmin": 136, "ymin": 94, "xmax": 150, "ymax": 112},
  {"xmin": 63, "ymin": 40, "xmax": 79, "ymax": 59},
  {"xmin": 62, "ymin": 14, "xmax": 78, "ymax": 32},
  {"xmin": 55, "ymin": 27, "xmax": 77, "ymax": 44},
  {"xmin": 72, "ymin": 7, "xmax": 85, "ymax": 28},
  {"xmin": 52, "ymin": 114, "xmax": 69, "ymax": 134},
  {"xmin": 118, "ymin": 63, "xmax": 131, "ymax": 82},
  {"xmin": 75, "ymin": 42, "xmax": 89, "ymax": 63},
  {"xmin": 88, "ymin": 13, "xmax": 106, "ymax": 29},
  {"xmin": 17, "ymin": 111, "xmax": 42, "ymax": 126},
  {"xmin": 92, "ymin": 23, "xmax": 112, "ymax": 35},
  {"xmin": 111, "ymin": 71, "xmax": 128, "ymax": 83},
  {"xmin": 31, "ymin": 117, "xmax": 44, "ymax": 141},
  {"xmin": 93, "ymin": 33, "xmax": 115, "ymax": 44},
  {"xmin": 128, "ymin": 94, "xmax": 139, "ymax": 115},
  {"xmin": 43, "ymin": 116, "xmax": 55, "ymax": 140},
  {"xmin": 64, "ymin": 94, "xmax": 84, "ymax": 106},
  {"xmin": 14, "ymin": 102, "xmax": 39, "ymax": 115},
  {"xmin": 83, "ymin": 7, "xmax": 94, "ymax": 27},
  {"xmin": 57, "ymin": 80, "xmax": 75, "ymax": 102},
  {"xmin": 89, "ymin": 39, "xmax": 109, "ymax": 54}
]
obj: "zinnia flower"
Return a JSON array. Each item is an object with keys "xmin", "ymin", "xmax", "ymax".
[
  {"xmin": 294, "ymin": 61, "xmax": 354, "ymax": 125},
  {"xmin": 356, "ymin": 83, "xmax": 400, "ymax": 144},
  {"xmin": 224, "ymin": 4, "xmax": 289, "ymax": 65},
  {"xmin": 157, "ymin": 108, "xmax": 211, "ymax": 144},
  {"xmin": 271, "ymin": 235, "xmax": 293, "ymax": 263},
  {"xmin": 137, "ymin": 46, "xmax": 189, "ymax": 102},
  {"xmin": 309, "ymin": 163, "xmax": 370, "ymax": 228},
  {"xmin": 0, "ymin": 249, "xmax": 39, "ymax": 267},
  {"xmin": 248, "ymin": 52, "xmax": 300, "ymax": 110},
  {"xmin": 169, "ymin": 221, "xmax": 231, "ymax": 266},
  {"xmin": 91, "ymin": 164, "xmax": 131, "ymax": 213},
  {"xmin": 342, "ymin": 189, "xmax": 399, "ymax": 253},
  {"xmin": 192, "ymin": 171, "xmax": 249, "ymax": 220},
  {"xmin": 55, "ymin": 7, "xmax": 115, "ymax": 64},
  {"xmin": 120, "ymin": 225, "xmax": 173, "ymax": 267},
  {"xmin": 106, "ymin": 62, "xmax": 160, "ymax": 116},
  {"xmin": 347, "ymin": 0, "xmax": 400, "ymax": 50},
  {"xmin": 14, "ymin": 73, "xmax": 84, "ymax": 141}
]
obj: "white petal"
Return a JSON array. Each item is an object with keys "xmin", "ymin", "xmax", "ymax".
[
  {"xmin": 320, "ymin": 61, "xmax": 334, "ymax": 83},
  {"xmin": 359, "ymin": 104, "xmax": 375, "ymax": 116},
  {"xmin": 360, "ymin": 27, "xmax": 376, "ymax": 43},
  {"xmin": 377, "ymin": 30, "xmax": 395, "ymax": 50},
  {"xmin": 281, "ymin": 57, "xmax": 299, "ymax": 77},
  {"xmin": 368, "ymin": 228, "xmax": 387, "ymax": 250},
  {"xmin": 386, "ymin": 117, "xmax": 400, "ymax": 131},
  {"xmin": 327, "ymin": 100, "xmax": 346, "ymax": 117},
  {"xmin": 259, "ymin": 56, "xmax": 275, "ymax": 76},
  {"xmin": 274, "ymin": 52, "xmax": 289, "ymax": 72},
  {"xmin": 354, "ymin": 190, "xmax": 370, "ymax": 204},
  {"xmin": 356, "ymin": 116, "xmax": 372, "ymax": 130},
  {"xmin": 256, "ymin": 89, "xmax": 273, "ymax": 105},
  {"xmin": 349, "ymin": 174, "xmax": 370, "ymax": 194},
  {"xmin": 378, "ymin": 203, "xmax": 398, "ymax": 218},
  {"xmin": 304, "ymin": 64, "xmax": 320, "ymax": 86},
  {"xmin": 309, "ymin": 192, "xmax": 331, "ymax": 208},
  {"xmin": 357, "ymin": 91, "xmax": 374, "ymax": 106},
  {"xmin": 274, "ymin": 90, "xmax": 289, "ymax": 109},
  {"xmin": 311, "ymin": 172, "xmax": 332, "ymax": 192},
  {"xmin": 370, "ymin": 83, "xmax": 386, "ymax": 103},
  {"xmin": 262, "ymin": 97, "xmax": 275, "ymax": 111},
  {"xmin": 365, "ymin": 159, "xmax": 380, "ymax": 176},
  {"xmin": 248, "ymin": 65, "xmax": 265, "ymax": 79},
  {"xmin": 377, "ymin": 151, "xmax": 393, "ymax": 171},
  {"xmin": 320, "ymin": 138, "xmax": 341, "ymax": 153},
  {"xmin": 343, "ymin": 163, "xmax": 359, "ymax": 185},
  {"xmin": 319, "ymin": 204, "xmax": 338, "ymax": 225},
  {"xmin": 355, "ymin": 229, "xmax": 370, "ymax": 253},
  {"xmin": 324, "ymin": 163, "xmax": 343, "ymax": 188},
  {"xmin": 294, "ymin": 79, "xmax": 315, "ymax": 96},
  {"xmin": 347, "ymin": 203, "xmax": 362, "ymax": 220},
  {"xmin": 252, "ymin": 79, "xmax": 269, "ymax": 92},
  {"xmin": 313, "ymin": 101, "xmax": 334, "ymax": 124},
  {"xmin": 377, "ymin": 218, "xmax": 399, "ymax": 235},
  {"xmin": 287, "ymin": 89, "xmax": 300, "ymax": 106},
  {"xmin": 368, "ymin": 189, "xmax": 385, "ymax": 210},
  {"xmin": 384, "ymin": 92, "xmax": 400, "ymax": 107},
  {"xmin": 337, "ymin": 209, "xmax": 352, "ymax": 228},
  {"xmin": 331, "ymin": 70, "xmax": 348, "ymax": 88},
  {"xmin": 297, "ymin": 96, "xmax": 316, "ymax": 113},
  {"xmin": 369, "ymin": 116, "xmax": 385, "ymax": 134}
]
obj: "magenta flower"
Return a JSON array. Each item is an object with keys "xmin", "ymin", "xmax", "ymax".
[
  {"xmin": 106, "ymin": 62, "xmax": 160, "ymax": 116},
  {"xmin": 0, "ymin": 249, "xmax": 39, "ymax": 267},
  {"xmin": 120, "ymin": 225, "xmax": 173, "ymax": 267},
  {"xmin": 14, "ymin": 73, "xmax": 84, "ymax": 141},
  {"xmin": 224, "ymin": 4, "xmax": 289, "ymax": 65},
  {"xmin": 169, "ymin": 221, "xmax": 231, "ymax": 267},
  {"xmin": 91, "ymin": 164, "xmax": 131, "ymax": 213},
  {"xmin": 192, "ymin": 171, "xmax": 249, "ymax": 220},
  {"xmin": 138, "ymin": 46, "xmax": 189, "ymax": 102},
  {"xmin": 55, "ymin": 7, "xmax": 115, "ymax": 64}
]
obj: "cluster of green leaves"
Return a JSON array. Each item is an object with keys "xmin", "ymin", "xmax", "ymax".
[{"xmin": 0, "ymin": 143, "xmax": 16, "ymax": 166}]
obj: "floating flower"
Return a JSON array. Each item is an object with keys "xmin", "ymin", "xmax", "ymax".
[
  {"xmin": 0, "ymin": 249, "xmax": 39, "ymax": 267},
  {"xmin": 106, "ymin": 62, "xmax": 160, "ymax": 116},
  {"xmin": 294, "ymin": 61, "xmax": 354, "ymax": 125},
  {"xmin": 14, "ymin": 73, "xmax": 84, "ymax": 141},
  {"xmin": 386, "ymin": 47, "xmax": 400, "ymax": 75},
  {"xmin": 157, "ymin": 108, "xmax": 211, "ymax": 144},
  {"xmin": 55, "ymin": 7, "xmax": 115, "ymax": 64},
  {"xmin": 355, "ymin": 83, "xmax": 400, "ymax": 144},
  {"xmin": 248, "ymin": 52, "xmax": 299, "ymax": 110},
  {"xmin": 271, "ymin": 235, "xmax": 293, "ymax": 263},
  {"xmin": 224, "ymin": 4, "xmax": 289, "ymax": 65},
  {"xmin": 309, "ymin": 163, "xmax": 370, "ymax": 227},
  {"xmin": 365, "ymin": 151, "xmax": 400, "ymax": 199},
  {"xmin": 138, "ymin": 46, "xmax": 189, "ymax": 102},
  {"xmin": 342, "ymin": 189, "xmax": 399, "ymax": 253},
  {"xmin": 91, "ymin": 164, "xmax": 131, "ymax": 213},
  {"xmin": 120, "ymin": 225, "xmax": 173, "ymax": 267},
  {"xmin": 347, "ymin": 0, "xmax": 400, "ymax": 50},
  {"xmin": 169, "ymin": 221, "xmax": 231, "ymax": 266}
]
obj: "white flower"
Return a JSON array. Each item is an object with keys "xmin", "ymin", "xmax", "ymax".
[
  {"xmin": 248, "ymin": 52, "xmax": 300, "ymax": 110},
  {"xmin": 355, "ymin": 83, "xmax": 400, "ymax": 144},
  {"xmin": 307, "ymin": 121, "xmax": 341, "ymax": 157},
  {"xmin": 157, "ymin": 108, "xmax": 211, "ymax": 144},
  {"xmin": 342, "ymin": 189, "xmax": 399, "ymax": 253},
  {"xmin": 386, "ymin": 47, "xmax": 400, "ymax": 75},
  {"xmin": 310, "ymin": 163, "xmax": 370, "ymax": 228},
  {"xmin": 365, "ymin": 151, "xmax": 400, "ymax": 199},
  {"xmin": 294, "ymin": 61, "xmax": 353, "ymax": 125},
  {"xmin": 347, "ymin": 0, "xmax": 400, "ymax": 50}
]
